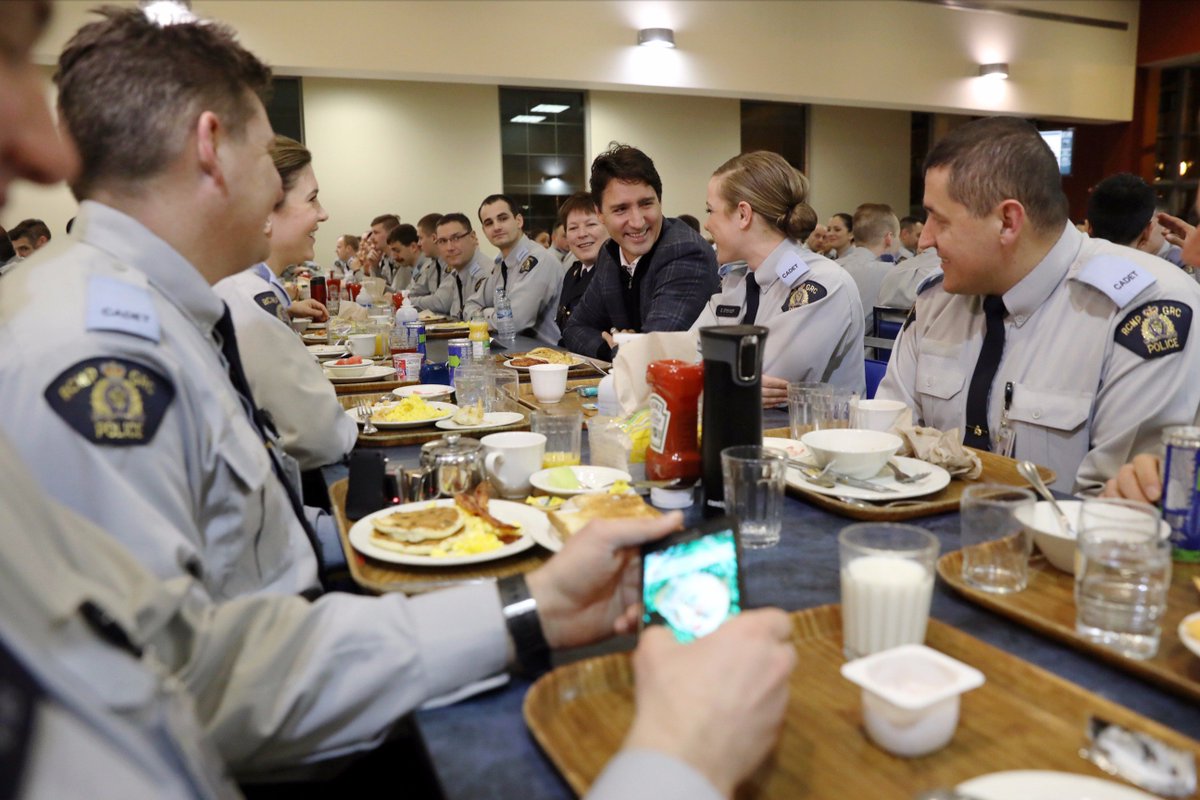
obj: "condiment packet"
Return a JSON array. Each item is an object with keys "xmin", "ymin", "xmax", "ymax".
[{"xmin": 1084, "ymin": 716, "xmax": 1196, "ymax": 797}]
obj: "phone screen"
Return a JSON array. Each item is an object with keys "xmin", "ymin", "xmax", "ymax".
[{"xmin": 642, "ymin": 525, "xmax": 741, "ymax": 643}]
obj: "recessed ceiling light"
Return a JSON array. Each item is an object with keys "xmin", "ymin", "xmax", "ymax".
[
  {"xmin": 531, "ymin": 104, "xmax": 570, "ymax": 114},
  {"xmin": 638, "ymin": 28, "xmax": 676, "ymax": 48},
  {"xmin": 978, "ymin": 62, "xmax": 1009, "ymax": 80},
  {"xmin": 510, "ymin": 115, "xmax": 547, "ymax": 124}
]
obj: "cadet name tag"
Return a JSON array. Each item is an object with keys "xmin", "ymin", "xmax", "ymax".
[
  {"xmin": 85, "ymin": 275, "xmax": 160, "ymax": 342},
  {"xmin": 253, "ymin": 291, "xmax": 288, "ymax": 323},
  {"xmin": 775, "ymin": 256, "xmax": 811, "ymax": 288},
  {"xmin": 715, "ymin": 304, "xmax": 741, "ymax": 318},
  {"xmin": 1115, "ymin": 301, "xmax": 1192, "ymax": 359},
  {"xmin": 45, "ymin": 357, "xmax": 175, "ymax": 446},
  {"xmin": 1077, "ymin": 255, "xmax": 1156, "ymax": 308}
]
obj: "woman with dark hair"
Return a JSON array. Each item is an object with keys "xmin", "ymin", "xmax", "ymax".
[
  {"xmin": 213, "ymin": 135, "xmax": 357, "ymax": 470},
  {"xmin": 826, "ymin": 212, "xmax": 855, "ymax": 260},
  {"xmin": 690, "ymin": 151, "xmax": 865, "ymax": 405}
]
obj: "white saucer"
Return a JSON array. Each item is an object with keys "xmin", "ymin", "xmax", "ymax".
[
  {"xmin": 957, "ymin": 770, "xmax": 1157, "ymax": 799},
  {"xmin": 324, "ymin": 365, "xmax": 395, "ymax": 383}
]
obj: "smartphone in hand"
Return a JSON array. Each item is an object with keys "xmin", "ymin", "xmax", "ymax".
[{"xmin": 641, "ymin": 515, "xmax": 744, "ymax": 643}]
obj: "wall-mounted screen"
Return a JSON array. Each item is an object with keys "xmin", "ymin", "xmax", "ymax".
[{"xmin": 1039, "ymin": 128, "xmax": 1074, "ymax": 176}]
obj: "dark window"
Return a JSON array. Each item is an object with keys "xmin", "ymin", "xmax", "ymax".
[
  {"xmin": 740, "ymin": 100, "xmax": 808, "ymax": 173},
  {"xmin": 498, "ymin": 87, "xmax": 587, "ymax": 234},
  {"xmin": 1153, "ymin": 66, "xmax": 1200, "ymax": 218},
  {"xmin": 266, "ymin": 77, "xmax": 304, "ymax": 143}
]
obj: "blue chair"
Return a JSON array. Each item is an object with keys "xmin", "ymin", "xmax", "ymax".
[
  {"xmin": 873, "ymin": 306, "xmax": 908, "ymax": 341},
  {"xmin": 865, "ymin": 359, "xmax": 887, "ymax": 399}
]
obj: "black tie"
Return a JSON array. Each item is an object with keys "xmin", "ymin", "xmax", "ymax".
[
  {"xmin": 454, "ymin": 271, "xmax": 464, "ymax": 313},
  {"xmin": 213, "ymin": 305, "xmax": 325, "ymax": 579},
  {"xmin": 744, "ymin": 271, "xmax": 761, "ymax": 324},
  {"xmin": 963, "ymin": 295, "xmax": 1007, "ymax": 451},
  {"xmin": 501, "ymin": 261, "xmax": 509, "ymax": 292}
]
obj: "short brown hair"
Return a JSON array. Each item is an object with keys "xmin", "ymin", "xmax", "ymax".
[
  {"xmin": 436, "ymin": 213, "xmax": 473, "ymax": 233},
  {"xmin": 371, "ymin": 214, "xmax": 401, "ymax": 231},
  {"xmin": 341, "ymin": 234, "xmax": 361, "ymax": 251},
  {"xmin": 924, "ymin": 116, "xmax": 1068, "ymax": 233},
  {"xmin": 55, "ymin": 7, "xmax": 272, "ymax": 200},
  {"xmin": 9, "ymin": 218, "xmax": 51, "ymax": 245},
  {"xmin": 712, "ymin": 151, "xmax": 817, "ymax": 243},
  {"xmin": 270, "ymin": 135, "xmax": 311, "ymax": 195},
  {"xmin": 557, "ymin": 192, "xmax": 598, "ymax": 227},
  {"xmin": 851, "ymin": 203, "xmax": 899, "ymax": 247},
  {"xmin": 417, "ymin": 213, "xmax": 443, "ymax": 236},
  {"xmin": 590, "ymin": 143, "xmax": 662, "ymax": 207},
  {"xmin": 387, "ymin": 223, "xmax": 419, "ymax": 246}
]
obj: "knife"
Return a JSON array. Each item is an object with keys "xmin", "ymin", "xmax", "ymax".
[{"xmin": 789, "ymin": 460, "xmax": 898, "ymax": 494}]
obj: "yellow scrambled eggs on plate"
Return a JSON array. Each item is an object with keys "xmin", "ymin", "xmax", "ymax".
[{"xmin": 374, "ymin": 396, "xmax": 445, "ymax": 423}]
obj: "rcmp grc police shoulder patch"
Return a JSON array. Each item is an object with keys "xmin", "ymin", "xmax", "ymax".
[
  {"xmin": 782, "ymin": 280, "xmax": 828, "ymax": 312},
  {"xmin": 253, "ymin": 291, "xmax": 288, "ymax": 324},
  {"xmin": 1115, "ymin": 301, "xmax": 1192, "ymax": 359},
  {"xmin": 44, "ymin": 358, "xmax": 175, "ymax": 446},
  {"xmin": 520, "ymin": 255, "xmax": 538, "ymax": 274}
]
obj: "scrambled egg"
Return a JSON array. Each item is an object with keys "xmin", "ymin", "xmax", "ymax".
[
  {"xmin": 609, "ymin": 479, "xmax": 631, "ymax": 494},
  {"xmin": 430, "ymin": 513, "xmax": 521, "ymax": 557},
  {"xmin": 374, "ymin": 395, "xmax": 444, "ymax": 423},
  {"xmin": 525, "ymin": 495, "xmax": 565, "ymax": 509}
]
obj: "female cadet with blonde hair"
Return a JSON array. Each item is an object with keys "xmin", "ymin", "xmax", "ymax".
[{"xmin": 689, "ymin": 151, "xmax": 866, "ymax": 404}]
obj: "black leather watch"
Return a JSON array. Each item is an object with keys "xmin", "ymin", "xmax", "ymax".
[{"xmin": 497, "ymin": 574, "xmax": 552, "ymax": 677}]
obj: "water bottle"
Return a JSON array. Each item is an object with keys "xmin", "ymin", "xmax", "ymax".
[
  {"xmin": 394, "ymin": 296, "xmax": 418, "ymax": 327},
  {"xmin": 494, "ymin": 287, "xmax": 516, "ymax": 347}
]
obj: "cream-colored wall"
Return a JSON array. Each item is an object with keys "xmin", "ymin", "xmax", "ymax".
[
  {"xmin": 808, "ymin": 106, "xmax": 913, "ymax": 223},
  {"xmin": 0, "ymin": 75, "xmax": 77, "ymax": 236},
  {"xmin": 588, "ymin": 92, "xmax": 741, "ymax": 220},
  {"xmin": 303, "ymin": 78, "xmax": 503, "ymax": 266},
  {"xmin": 39, "ymin": 1, "xmax": 1140, "ymax": 123}
]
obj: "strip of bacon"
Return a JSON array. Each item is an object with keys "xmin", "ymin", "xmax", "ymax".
[{"xmin": 455, "ymin": 484, "xmax": 521, "ymax": 543}]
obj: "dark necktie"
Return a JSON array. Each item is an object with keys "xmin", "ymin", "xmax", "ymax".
[
  {"xmin": 454, "ymin": 271, "xmax": 464, "ymax": 312},
  {"xmin": 963, "ymin": 295, "xmax": 1007, "ymax": 451},
  {"xmin": 744, "ymin": 271, "xmax": 761, "ymax": 324},
  {"xmin": 501, "ymin": 261, "xmax": 509, "ymax": 292},
  {"xmin": 212, "ymin": 305, "xmax": 325, "ymax": 576}
]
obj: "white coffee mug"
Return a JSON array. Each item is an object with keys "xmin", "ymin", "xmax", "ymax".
[
  {"xmin": 528, "ymin": 363, "xmax": 569, "ymax": 404},
  {"xmin": 851, "ymin": 398, "xmax": 907, "ymax": 432},
  {"xmin": 347, "ymin": 333, "xmax": 376, "ymax": 357},
  {"xmin": 481, "ymin": 431, "xmax": 546, "ymax": 498}
]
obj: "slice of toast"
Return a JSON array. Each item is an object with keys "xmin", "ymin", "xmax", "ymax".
[{"xmin": 548, "ymin": 493, "xmax": 660, "ymax": 541}]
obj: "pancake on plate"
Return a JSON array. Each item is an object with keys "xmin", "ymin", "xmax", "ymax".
[{"xmin": 371, "ymin": 505, "xmax": 465, "ymax": 554}]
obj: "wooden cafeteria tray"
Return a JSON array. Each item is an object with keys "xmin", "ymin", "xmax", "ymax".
[
  {"xmin": 424, "ymin": 322, "xmax": 472, "ymax": 340},
  {"xmin": 330, "ymin": 478, "xmax": 550, "ymax": 594},
  {"xmin": 333, "ymin": 376, "xmax": 411, "ymax": 396},
  {"xmin": 524, "ymin": 605, "xmax": 1200, "ymax": 798},
  {"xmin": 515, "ymin": 377, "xmax": 603, "ymax": 416},
  {"xmin": 338, "ymin": 393, "xmax": 530, "ymax": 448},
  {"xmin": 763, "ymin": 427, "xmax": 1055, "ymax": 521},
  {"xmin": 938, "ymin": 550, "xmax": 1200, "ymax": 702}
]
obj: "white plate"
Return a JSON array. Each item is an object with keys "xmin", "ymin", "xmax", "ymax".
[
  {"xmin": 307, "ymin": 344, "xmax": 347, "ymax": 359},
  {"xmin": 529, "ymin": 465, "xmax": 632, "ymax": 496},
  {"xmin": 503, "ymin": 354, "xmax": 584, "ymax": 370},
  {"xmin": 1180, "ymin": 611, "xmax": 1200, "ymax": 659},
  {"xmin": 348, "ymin": 498, "xmax": 543, "ymax": 566},
  {"xmin": 324, "ymin": 367, "xmax": 393, "ymax": 383},
  {"xmin": 301, "ymin": 332, "xmax": 328, "ymax": 342},
  {"xmin": 392, "ymin": 384, "xmax": 455, "ymax": 399},
  {"xmin": 762, "ymin": 437, "xmax": 809, "ymax": 459},
  {"xmin": 435, "ymin": 411, "xmax": 526, "ymax": 431},
  {"xmin": 957, "ymin": 770, "xmax": 1157, "ymax": 800},
  {"xmin": 426, "ymin": 321, "xmax": 471, "ymax": 331},
  {"xmin": 784, "ymin": 454, "xmax": 950, "ymax": 501},
  {"xmin": 347, "ymin": 400, "xmax": 457, "ymax": 429}
]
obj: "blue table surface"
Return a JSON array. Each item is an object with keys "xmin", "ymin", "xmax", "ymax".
[{"xmin": 323, "ymin": 357, "xmax": 1200, "ymax": 799}]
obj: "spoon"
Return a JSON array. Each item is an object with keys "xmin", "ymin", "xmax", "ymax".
[{"xmin": 1017, "ymin": 460, "xmax": 1074, "ymax": 536}]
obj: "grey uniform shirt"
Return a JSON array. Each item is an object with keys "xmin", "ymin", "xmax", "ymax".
[
  {"xmin": 878, "ymin": 224, "xmax": 1200, "ymax": 493},
  {"xmin": 877, "ymin": 248, "xmax": 943, "ymax": 310},
  {"xmin": 0, "ymin": 201, "xmax": 319, "ymax": 601},
  {"xmin": 836, "ymin": 246, "xmax": 888, "ymax": 328},
  {"xmin": 691, "ymin": 240, "xmax": 866, "ymax": 394},
  {"xmin": 465, "ymin": 234, "xmax": 563, "ymax": 344},
  {"xmin": 412, "ymin": 251, "xmax": 491, "ymax": 318},
  {"xmin": 406, "ymin": 255, "xmax": 442, "ymax": 298},
  {"xmin": 213, "ymin": 267, "xmax": 357, "ymax": 470}
]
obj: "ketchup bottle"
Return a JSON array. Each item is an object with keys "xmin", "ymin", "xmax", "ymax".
[{"xmin": 645, "ymin": 359, "xmax": 704, "ymax": 482}]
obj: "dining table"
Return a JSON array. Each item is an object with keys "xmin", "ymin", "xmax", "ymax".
[{"xmin": 321, "ymin": 333, "xmax": 1200, "ymax": 800}]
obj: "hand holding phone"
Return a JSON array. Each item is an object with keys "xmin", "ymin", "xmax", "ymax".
[{"xmin": 641, "ymin": 516, "xmax": 744, "ymax": 643}]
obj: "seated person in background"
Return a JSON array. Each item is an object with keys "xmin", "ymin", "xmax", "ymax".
[
  {"xmin": 552, "ymin": 220, "xmax": 577, "ymax": 267},
  {"xmin": 214, "ymin": 135, "xmax": 356, "ymax": 471},
  {"xmin": 836, "ymin": 203, "xmax": 900, "ymax": 327},
  {"xmin": 898, "ymin": 215, "xmax": 923, "ymax": 259},
  {"xmin": 1085, "ymin": 172, "xmax": 1157, "ymax": 249},
  {"xmin": 411, "ymin": 212, "xmax": 492, "ymax": 319},
  {"xmin": 556, "ymin": 191, "xmax": 608, "ymax": 331},
  {"xmin": 877, "ymin": 116, "xmax": 1200, "ymax": 494},
  {"xmin": 385, "ymin": 222, "xmax": 424, "ymax": 292},
  {"xmin": 876, "ymin": 246, "xmax": 942, "ymax": 310},
  {"xmin": 1139, "ymin": 206, "xmax": 1186, "ymax": 268},
  {"xmin": 8, "ymin": 216, "xmax": 51, "ymax": 256},
  {"xmin": 691, "ymin": 151, "xmax": 865, "ymax": 404},
  {"xmin": 407, "ymin": 210, "xmax": 446, "ymax": 297},
  {"xmin": 366, "ymin": 212, "xmax": 403, "ymax": 286},
  {"xmin": 562, "ymin": 143, "xmax": 719, "ymax": 359},
  {"xmin": 804, "ymin": 222, "xmax": 829, "ymax": 254},
  {"xmin": 533, "ymin": 228, "xmax": 551, "ymax": 248},
  {"xmin": 467, "ymin": 193, "xmax": 564, "ymax": 343},
  {"xmin": 678, "ymin": 212, "xmax": 702, "ymax": 234},
  {"xmin": 827, "ymin": 212, "xmax": 854, "ymax": 260},
  {"xmin": 332, "ymin": 232, "xmax": 359, "ymax": 275}
]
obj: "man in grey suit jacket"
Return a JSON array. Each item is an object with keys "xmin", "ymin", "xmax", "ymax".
[{"xmin": 562, "ymin": 144, "xmax": 719, "ymax": 359}]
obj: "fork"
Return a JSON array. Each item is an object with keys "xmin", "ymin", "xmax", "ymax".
[
  {"xmin": 888, "ymin": 458, "xmax": 930, "ymax": 484},
  {"xmin": 356, "ymin": 397, "xmax": 378, "ymax": 435}
]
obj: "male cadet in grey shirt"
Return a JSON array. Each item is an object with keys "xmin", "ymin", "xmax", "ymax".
[
  {"xmin": 467, "ymin": 193, "xmax": 564, "ymax": 343},
  {"xmin": 406, "ymin": 211, "xmax": 446, "ymax": 298},
  {"xmin": 834, "ymin": 203, "xmax": 900, "ymax": 329},
  {"xmin": 897, "ymin": 215, "xmax": 923, "ymax": 259},
  {"xmin": 877, "ymin": 247, "xmax": 942, "ymax": 310},
  {"xmin": 385, "ymin": 222, "xmax": 424, "ymax": 293},
  {"xmin": 878, "ymin": 117, "xmax": 1200, "ymax": 494},
  {"xmin": 410, "ymin": 213, "xmax": 492, "ymax": 319}
]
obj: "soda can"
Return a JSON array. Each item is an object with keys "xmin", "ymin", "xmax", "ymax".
[
  {"xmin": 403, "ymin": 321, "xmax": 426, "ymax": 355},
  {"xmin": 1161, "ymin": 425, "xmax": 1200, "ymax": 562},
  {"xmin": 447, "ymin": 338, "xmax": 471, "ymax": 384}
]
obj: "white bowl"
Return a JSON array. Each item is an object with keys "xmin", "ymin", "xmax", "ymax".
[
  {"xmin": 324, "ymin": 357, "xmax": 373, "ymax": 378},
  {"xmin": 290, "ymin": 317, "xmax": 311, "ymax": 333},
  {"xmin": 1014, "ymin": 500, "xmax": 1171, "ymax": 575},
  {"xmin": 841, "ymin": 644, "xmax": 985, "ymax": 758},
  {"xmin": 800, "ymin": 428, "xmax": 902, "ymax": 479},
  {"xmin": 347, "ymin": 333, "xmax": 377, "ymax": 357}
]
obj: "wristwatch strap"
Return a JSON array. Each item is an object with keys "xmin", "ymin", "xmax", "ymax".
[{"xmin": 497, "ymin": 574, "xmax": 552, "ymax": 677}]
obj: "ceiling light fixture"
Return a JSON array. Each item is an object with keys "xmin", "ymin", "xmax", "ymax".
[
  {"xmin": 510, "ymin": 115, "xmax": 546, "ymax": 124},
  {"xmin": 978, "ymin": 62, "xmax": 1009, "ymax": 80},
  {"xmin": 531, "ymin": 104, "xmax": 570, "ymax": 114},
  {"xmin": 638, "ymin": 28, "xmax": 676, "ymax": 48}
]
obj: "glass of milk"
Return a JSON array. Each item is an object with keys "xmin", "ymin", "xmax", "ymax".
[{"xmin": 839, "ymin": 523, "xmax": 940, "ymax": 660}]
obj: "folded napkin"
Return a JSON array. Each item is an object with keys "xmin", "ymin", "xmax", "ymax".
[
  {"xmin": 613, "ymin": 331, "xmax": 700, "ymax": 416},
  {"xmin": 417, "ymin": 309, "xmax": 440, "ymax": 321},
  {"xmin": 337, "ymin": 301, "xmax": 368, "ymax": 322},
  {"xmin": 892, "ymin": 424, "xmax": 983, "ymax": 479}
]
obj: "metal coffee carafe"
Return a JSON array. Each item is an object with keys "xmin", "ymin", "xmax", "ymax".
[
  {"xmin": 700, "ymin": 325, "xmax": 768, "ymax": 517},
  {"xmin": 401, "ymin": 434, "xmax": 486, "ymax": 500}
]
